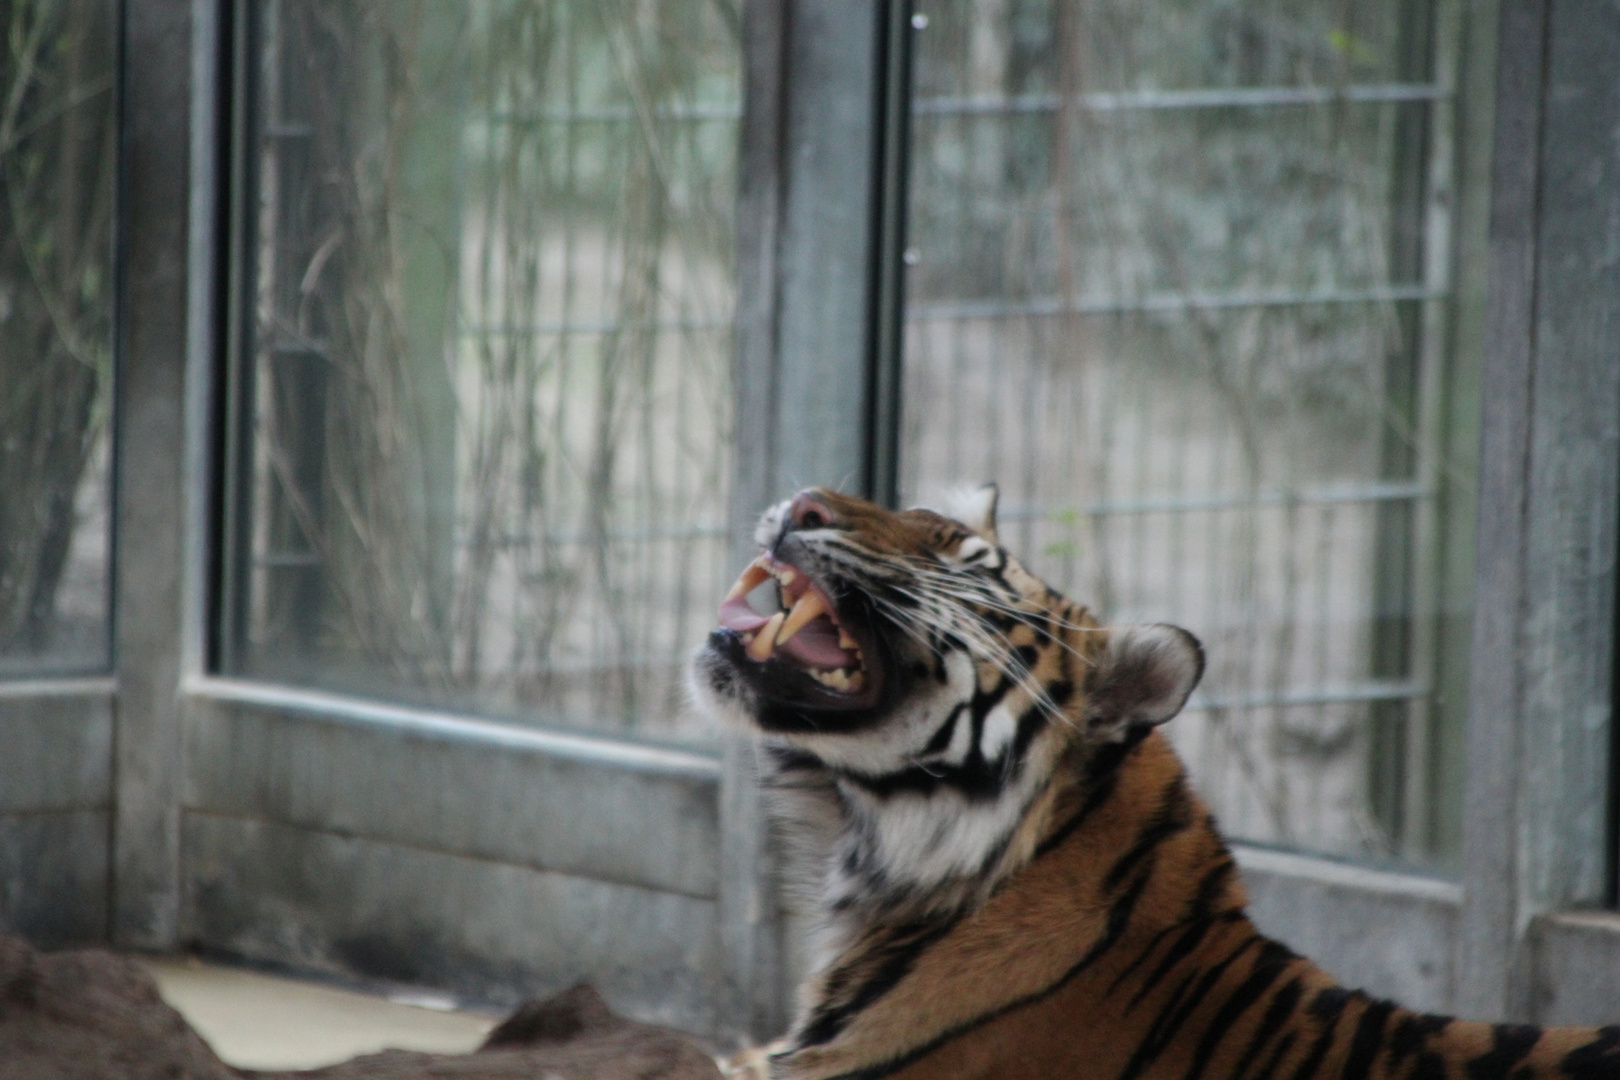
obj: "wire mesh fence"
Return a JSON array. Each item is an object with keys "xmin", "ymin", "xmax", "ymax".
[
  {"xmin": 229, "ymin": 0, "xmax": 740, "ymax": 741},
  {"xmin": 899, "ymin": 0, "xmax": 1479, "ymax": 866},
  {"xmin": 0, "ymin": 0, "xmax": 116, "ymax": 677}
]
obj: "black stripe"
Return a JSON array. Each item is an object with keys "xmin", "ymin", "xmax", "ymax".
[
  {"xmin": 1010, "ymin": 697, "xmax": 1056, "ymax": 763},
  {"xmin": 838, "ymin": 664, "xmax": 1064, "ymax": 802},
  {"xmin": 1106, "ymin": 775, "xmax": 1192, "ymax": 891},
  {"xmin": 832, "ymin": 854, "xmax": 1160, "ymax": 1079},
  {"xmin": 1385, "ymin": 1012, "xmax": 1451, "ymax": 1074},
  {"xmin": 1034, "ymin": 725, "xmax": 1155, "ymax": 858},
  {"xmin": 1130, "ymin": 969, "xmax": 1202, "ymax": 1071},
  {"xmin": 1562, "ymin": 1026, "xmax": 1620, "ymax": 1080},
  {"xmin": 765, "ymin": 745, "xmax": 825, "ymax": 772},
  {"xmin": 1408, "ymin": 1052, "xmax": 1447, "ymax": 1080},
  {"xmin": 1180, "ymin": 941, "xmax": 1296, "ymax": 1080},
  {"xmin": 1115, "ymin": 932, "xmax": 1264, "ymax": 1080},
  {"xmin": 1465, "ymin": 1023, "xmax": 1542, "ymax": 1080},
  {"xmin": 1248, "ymin": 1032, "xmax": 1297, "ymax": 1080},
  {"xmin": 1125, "ymin": 915, "xmax": 1222, "ymax": 1011},
  {"xmin": 1230, "ymin": 977, "xmax": 1305, "ymax": 1080},
  {"xmin": 1339, "ymin": 999, "xmax": 1396, "ymax": 1080},
  {"xmin": 835, "ymin": 757, "xmax": 1004, "ymax": 800},
  {"xmin": 920, "ymin": 705, "xmax": 967, "ymax": 755},
  {"xmin": 1284, "ymin": 988, "xmax": 1355, "ymax": 1080},
  {"xmin": 1106, "ymin": 921, "xmax": 1181, "ymax": 997},
  {"xmin": 795, "ymin": 918, "xmax": 959, "ymax": 1048},
  {"xmin": 1189, "ymin": 853, "xmax": 1239, "ymax": 921}
]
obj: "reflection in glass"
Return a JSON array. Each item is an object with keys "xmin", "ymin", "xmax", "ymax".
[
  {"xmin": 0, "ymin": 0, "xmax": 116, "ymax": 676},
  {"xmin": 227, "ymin": 1, "xmax": 739, "ymax": 741},
  {"xmin": 900, "ymin": 1, "xmax": 1483, "ymax": 867}
]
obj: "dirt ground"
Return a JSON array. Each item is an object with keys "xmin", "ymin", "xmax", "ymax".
[{"xmin": 0, "ymin": 935, "xmax": 721, "ymax": 1080}]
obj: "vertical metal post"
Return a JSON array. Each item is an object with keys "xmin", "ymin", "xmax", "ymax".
[
  {"xmin": 1458, "ymin": 0, "xmax": 1620, "ymax": 1021},
  {"xmin": 721, "ymin": 0, "xmax": 789, "ymax": 1042},
  {"xmin": 1513, "ymin": 0, "xmax": 1620, "ymax": 972},
  {"xmin": 1454, "ymin": 0, "xmax": 1544, "ymax": 1022},
  {"xmin": 864, "ymin": 0, "xmax": 915, "ymax": 509},
  {"xmin": 768, "ymin": 0, "xmax": 887, "ymax": 499},
  {"xmin": 111, "ymin": 0, "xmax": 195, "ymax": 949},
  {"xmin": 724, "ymin": 0, "xmax": 899, "ymax": 1039},
  {"xmin": 182, "ymin": 0, "xmax": 225, "ymax": 685},
  {"xmin": 1401, "ymin": 0, "xmax": 1463, "ymax": 861}
]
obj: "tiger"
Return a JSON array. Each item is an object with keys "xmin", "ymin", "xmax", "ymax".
[{"xmin": 691, "ymin": 485, "xmax": 1620, "ymax": 1080}]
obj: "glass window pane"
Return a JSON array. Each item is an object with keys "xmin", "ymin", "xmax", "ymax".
[
  {"xmin": 224, "ymin": 1, "xmax": 739, "ymax": 743},
  {"xmin": 0, "ymin": 0, "xmax": 117, "ymax": 677},
  {"xmin": 900, "ymin": 1, "xmax": 1482, "ymax": 869}
]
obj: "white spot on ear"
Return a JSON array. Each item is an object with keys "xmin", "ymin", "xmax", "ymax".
[{"xmin": 935, "ymin": 483, "xmax": 1000, "ymax": 541}]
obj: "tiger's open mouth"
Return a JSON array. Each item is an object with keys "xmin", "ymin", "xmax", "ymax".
[{"xmin": 713, "ymin": 554, "xmax": 874, "ymax": 702}]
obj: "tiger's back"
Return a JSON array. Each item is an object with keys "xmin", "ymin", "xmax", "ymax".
[{"xmin": 693, "ymin": 487, "xmax": 1620, "ymax": 1080}]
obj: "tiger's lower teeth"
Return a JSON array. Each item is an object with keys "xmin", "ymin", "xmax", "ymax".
[{"xmin": 809, "ymin": 668, "xmax": 865, "ymax": 692}]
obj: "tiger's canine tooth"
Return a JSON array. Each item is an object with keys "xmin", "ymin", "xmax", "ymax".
[
  {"xmin": 747, "ymin": 612, "xmax": 786, "ymax": 661},
  {"xmin": 776, "ymin": 590, "xmax": 829, "ymax": 645},
  {"xmin": 726, "ymin": 557, "xmax": 772, "ymax": 601},
  {"xmin": 837, "ymin": 629, "xmax": 858, "ymax": 650}
]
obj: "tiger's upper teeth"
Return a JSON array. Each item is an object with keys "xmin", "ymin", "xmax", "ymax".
[
  {"xmin": 775, "ymin": 590, "xmax": 829, "ymax": 645},
  {"xmin": 726, "ymin": 557, "xmax": 772, "ymax": 600},
  {"xmin": 747, "ymin": 611, "xmax": 786, "ymax": 662}
]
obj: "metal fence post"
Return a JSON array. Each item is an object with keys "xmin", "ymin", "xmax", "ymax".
[{"xmin": 111, "ymin": 0, "xmax": 196, "ymax": 949}]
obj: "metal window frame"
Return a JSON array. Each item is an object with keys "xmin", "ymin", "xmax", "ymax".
[
  {"xmin": 1452, "ymin": 0, "xmax": 1620, "ymax": 1024},
  {"xmin": 4, "ymin": 0, "xmax": 1620, "ymax": 1041},
  {"xmin": 1225, "ymin": 0, "xmax": 1620, "ymax": 1023}
]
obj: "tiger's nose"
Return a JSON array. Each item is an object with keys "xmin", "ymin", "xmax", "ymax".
[{"xmin": 789, "ymin": 491, "xmax": 835, "ymax": 530}]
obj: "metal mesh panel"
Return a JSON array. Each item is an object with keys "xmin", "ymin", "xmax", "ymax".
[
  {"xmin": 229, "ymin": 0, "xmax": 740, "ymax": 741},
  {"xmin": 900, "ymin": 0, "xmax": 1474, "ymax": 865},
  {"xmin": 0, "ymin": 0, "xmax": 116, "ymax": 677}
]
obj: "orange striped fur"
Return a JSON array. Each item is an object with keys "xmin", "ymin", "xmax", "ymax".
[{"xmin": 693, "ymin": 488, "xmax": 1620, "ymax": 1080}]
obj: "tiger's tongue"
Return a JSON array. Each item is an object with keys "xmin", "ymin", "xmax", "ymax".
[
  {"xmin": 718, "ymin": 594, "xmax": 769, "ymax": 633},
  {"xmin": 717, "ymin": 596, "xmax": 851, "ymax": 670},
  {"xmin": 777, "ymin": 618, "xmax": 850, "ymax": 668}
]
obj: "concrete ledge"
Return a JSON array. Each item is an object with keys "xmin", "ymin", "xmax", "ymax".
[
  {"xmin": 184, "ymin": 691, "xmax": 721, "ymax": 898},
  {"xmin": 0, "ymin": 695, "xmax": 113, "ymax": 813},
  {"xmin": 1530, "ymin": 910, "xmax": 1620, "ymax": 1025},
  {"xmin": 0, "ymin": 810, "xmax": 110, "ymax": 946},
  {"xmin": 181, "ymin": 812, "xmax": 720, "ymax": 1034}
]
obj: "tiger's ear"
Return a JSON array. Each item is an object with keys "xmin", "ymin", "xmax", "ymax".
[
  {"xmin": 941, "ymin": 482, "xmax": 1000, "ymax": 542},
  {"xmin": 1085, "ymin": 624, "xmax": 1204, "ymax": 739}
]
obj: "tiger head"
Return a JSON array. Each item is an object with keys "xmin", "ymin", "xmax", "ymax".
[{"xmin": 692, "ymin": 485, "xmax": 1205, "ymax": 807}]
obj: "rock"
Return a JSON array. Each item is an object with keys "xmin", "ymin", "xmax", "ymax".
[{"xmin": 0, "ymin": 935, "xmax": 720, "ymax": 1080}]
